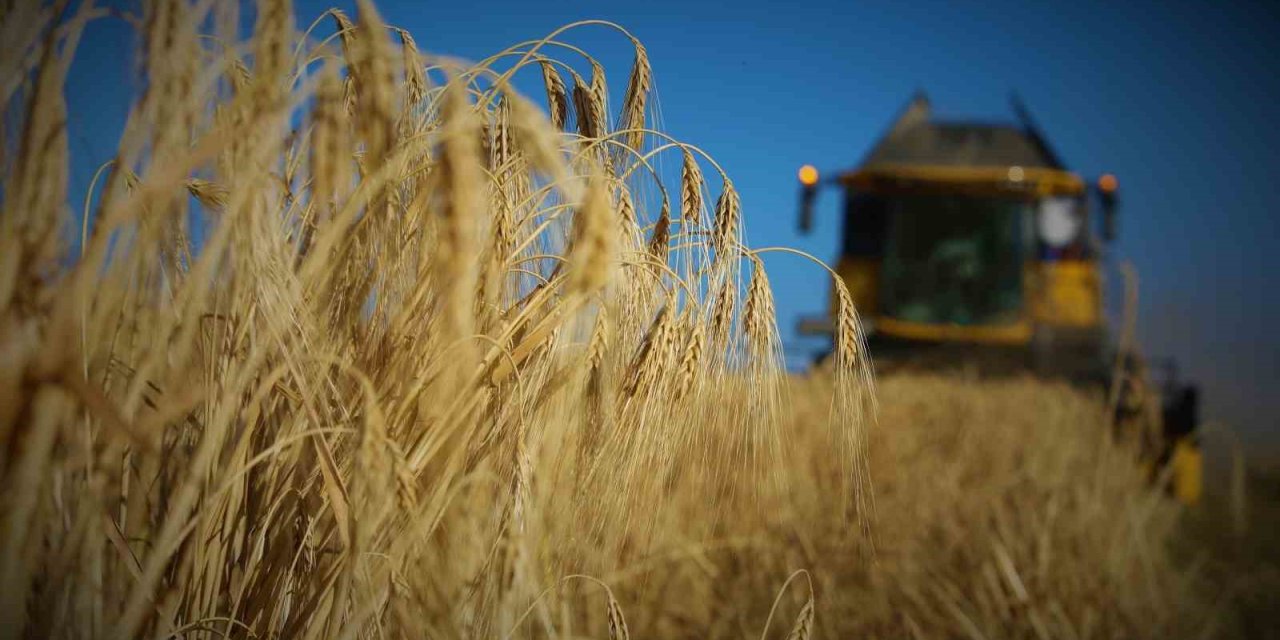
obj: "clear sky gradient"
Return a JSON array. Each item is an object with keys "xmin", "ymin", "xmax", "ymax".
[{"xmin": 64, "ymin": 1, "xmax": 1279, "ymax": 453}]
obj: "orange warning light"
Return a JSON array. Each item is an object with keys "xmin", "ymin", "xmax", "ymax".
[{"xmin": 798, "ymin": 164, "xmax": 820, "ymax": 187}]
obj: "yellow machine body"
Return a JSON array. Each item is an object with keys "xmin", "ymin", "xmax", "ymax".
[
  {"xmin": 1031, "ymin": 260, "xmax": 1102, "ymax": 329},
  {"xmin": 833, "ymin": 259, "xmax": 1103, "ymax": 342},
  {"xmin": 828, "ymin": 163, "xmax": 1104, "ymax": 349},
  {"xmin": 1171, "ymin": 439, "xmax": 1204, "ymax": 506}
]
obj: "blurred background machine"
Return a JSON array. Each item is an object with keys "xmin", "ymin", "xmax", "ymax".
[{"xmin": 796, "ymin": 93, "xmax": 1201, "ymax": 503}]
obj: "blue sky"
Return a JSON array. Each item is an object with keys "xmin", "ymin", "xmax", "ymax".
[{"xmin": 65, "ymin": 0, "xmax": 1279, "ymax": 453}]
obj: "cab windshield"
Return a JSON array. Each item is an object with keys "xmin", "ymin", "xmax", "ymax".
[{"xmin": 880, "ymin": 194, "xmax": 1027, "ymax": 326}]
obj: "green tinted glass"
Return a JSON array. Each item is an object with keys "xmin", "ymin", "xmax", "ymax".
[{"xmin": 881, "ymin": 194, "xmax": 1027, "ymax": 326}]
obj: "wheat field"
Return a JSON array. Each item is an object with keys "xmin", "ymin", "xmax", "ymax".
[{"xmin": 0, "ymin": 0, "xmax": 1235, "ymax": 637}]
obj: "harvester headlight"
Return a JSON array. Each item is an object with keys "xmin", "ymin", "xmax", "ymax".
[{"xmin": 1038, "ymin": 197, "xmax": 1082, "ymax": 247}]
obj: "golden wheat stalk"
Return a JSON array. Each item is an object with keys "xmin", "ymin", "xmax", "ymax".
[
  {"xmin": 606, "ymin": 592, "xmax": 630, "ymax": 640},
  {"xmin": 680, "ymin": 150, "xmax": 704, "ymax": 228},
  {"xmin": 351, "ymin": 0, "xmax": 397, "ymax": 167},
  {"xmin": 743, "ymin": 255, "xmax": 775, "ymax": 360},
  {"xmin": 647, "ymin": 197, "xmax": 672, "ymax": 270},
  {"xmin": 398, "ymin": 27, "xmax": 426, "ymax": 106},
  {"xmin": 571, "ymin": 70, "xmax": 604, "ymax": 141},
  {"xmin": 567, "ymin": 174, "xmax": 617, "ymax": 295},
  {"xmin": 673, "ymin": 315, "xmax": 705, "ymax": 401},
  {"xmin": 433, "ymin": 80, "xmax": 483, "ymax": 353},
  {"xmin": 618, "ymin": 41, "xmax": 650, "ymax": 152},
  {"xmin": 784, "ymin": 597, "xmax": 815, "ymax": 640},
  {"xmin": 538, "ymin": 59, "xmax": 570, "ymax": 131},
  {"xmin": 833, "ymin": 278, "xmax": 860, "ymax": 371},
  {"xmin": 712, "ymin": 179, "xmax": 740, "ymax": 261}
]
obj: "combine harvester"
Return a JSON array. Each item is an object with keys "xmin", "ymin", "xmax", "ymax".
[{"xmin": 796, "ymin": 93, "xmax": 1202, "ymax": 504}]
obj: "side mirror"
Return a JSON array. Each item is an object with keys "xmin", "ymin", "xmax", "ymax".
[
  {"xmin": 798, "ymin": 184, "xmax": 817, "ymax": 233},
  {"xmin": 797, "ymin": 165, "xmax": 820, "ymax": 234},
  {"xmin": 1097, "ymin": 173, "xmax": 1118, "ymax": 242}
]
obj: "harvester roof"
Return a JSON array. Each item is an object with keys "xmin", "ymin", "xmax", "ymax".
[
  {"xmin": 840, "ymin": 92, "xmax": 1081, "ymax": 195},
  {"xmin": 857, "ymin": 92, "xmax": 1066, "ymax": 170}
]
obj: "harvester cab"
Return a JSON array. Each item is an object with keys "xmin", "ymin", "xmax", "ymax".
[{"xmin": 797, "ymin": 93, "xmax": 1202, "ymax": 504}]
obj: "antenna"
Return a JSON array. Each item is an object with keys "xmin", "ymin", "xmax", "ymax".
[{"xmin": 1010, "ymin": 92, "xmax": 1066, "ymax": 169}]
